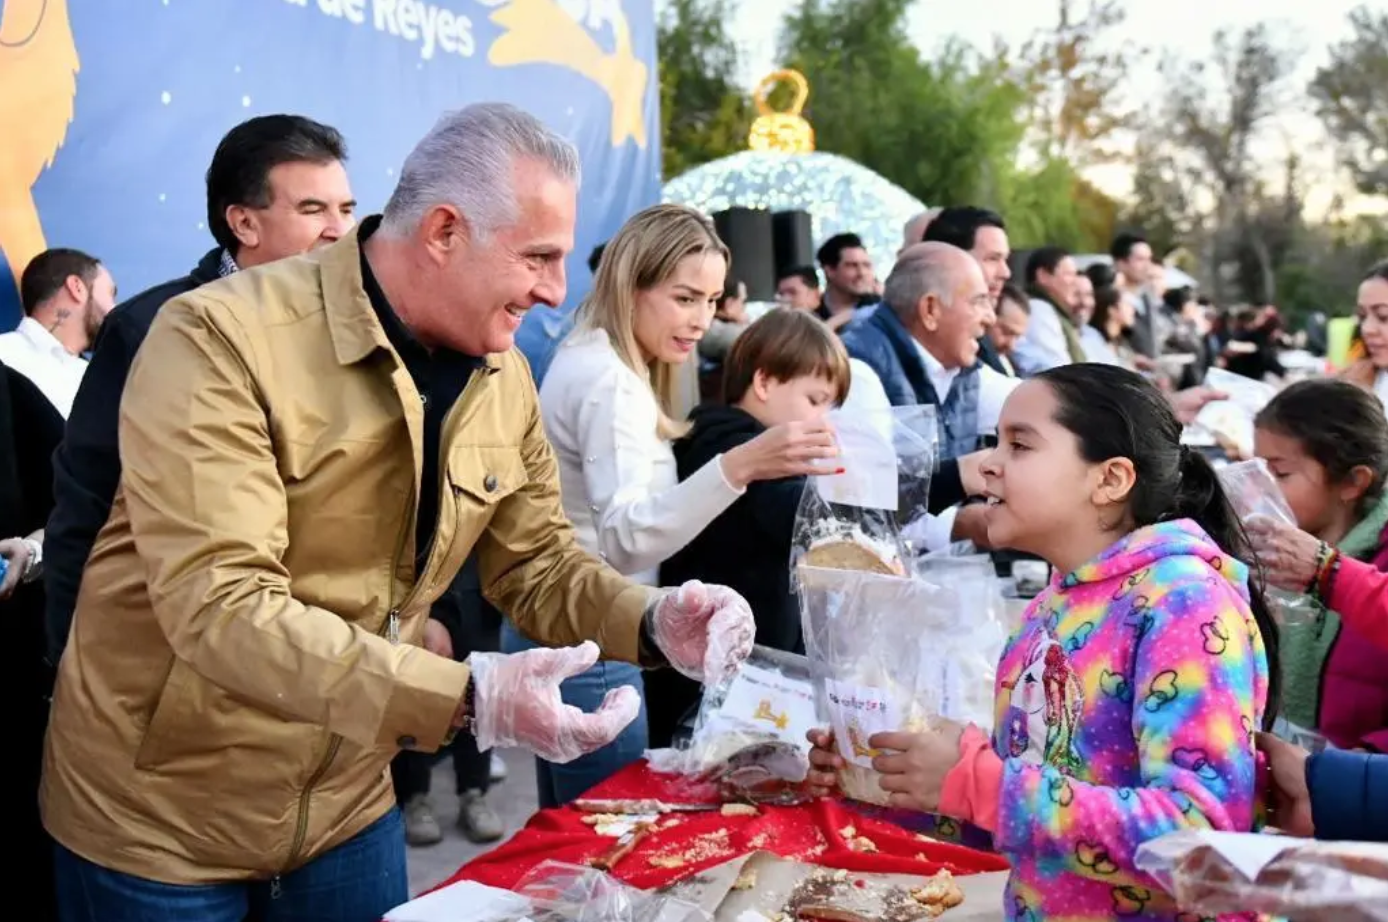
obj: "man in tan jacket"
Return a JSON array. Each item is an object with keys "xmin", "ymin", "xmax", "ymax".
[{"xmin": 42, "ymin": 103, "xmax": 757, "ymax": 922}]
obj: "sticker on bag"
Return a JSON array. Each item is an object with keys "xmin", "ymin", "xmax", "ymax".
[
  {"xmin": 824, "ymin": 678, "xmax": 902, "ymax": 768},
  {"xmin": 716, "ymin": 663, "xmax": 819, "ymax": 750}
]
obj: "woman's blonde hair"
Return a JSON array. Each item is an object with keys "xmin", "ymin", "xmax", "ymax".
[{"xmin": 576, "ymin": 204, "xmax": 729, "ymax": 439}]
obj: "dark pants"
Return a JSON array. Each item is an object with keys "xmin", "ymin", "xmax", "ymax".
[
  {"xmin": 392, "ymin": 731, "xmax": 490, "ymax": 800},
  {"xmin": 53, "ymin": 809, "xmax": 407, "ymax": 922},
  {"xmin": 392, "ymin": 555, "xmax": 498, "ymax": 802}
]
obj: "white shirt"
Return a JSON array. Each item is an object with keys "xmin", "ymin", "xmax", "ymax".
[
  {"xmin": 910, "ymin": 339, "xmax": 1020, "ymax": 435},
  {"xmin": 1013, "ymin": 298, "xmax": 1073, "ymax": 375},
  {"xmin": 538, "ymin": 327, "xmax": 743, "ymax": 586},
  {"xmin": 1375, "ymin": 370, "xmax": 1388, "ymax": 408},
  {"xmin": 844, "ymin": 348, "xmax": 1020, "ymax": 553},
  {"xmin": 0, "ymin": 317, "xmax": 87, "ymax": 418}
]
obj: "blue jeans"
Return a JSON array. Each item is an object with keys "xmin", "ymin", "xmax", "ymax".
[
  {"xmin": 501, "ymin": 620, "xmax": 648, "ymax": 808},
  {"xmin": 54, "ymin": 807, "xmax": 407, "ymax": 922}
]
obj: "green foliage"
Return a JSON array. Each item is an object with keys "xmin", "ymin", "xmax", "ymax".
[
  {"xmin": 777, "ymin": 0, "xmax": 1028, "ymax": 209},
  {"xmin": 1008, "ymin": 0, "xmax": 1141, "ymax": 168},
  {"xmin": 656, "ymin": 0, "xmax": 753, "ymax": 179},
  {"xmin": 1309, "ymin": 5, "xmax": 1388, "ymax": 196}
]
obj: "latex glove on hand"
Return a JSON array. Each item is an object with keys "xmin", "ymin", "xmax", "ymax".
[
  {"xmin": 649, "ymin": 580, "xmax": 755, "ymax": 684},
  {"xmin": 467, "ymin": 642, "xmax": 640, "ymax": 764}
]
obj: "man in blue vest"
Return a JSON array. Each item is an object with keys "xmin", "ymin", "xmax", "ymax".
[
  {"xmin": 842, "ymin": 242, "xmax": 1019, "ymax": 551},
  {"xmin": 842, "ymin": 242, "xmax": 1019, "ymax": 458}
]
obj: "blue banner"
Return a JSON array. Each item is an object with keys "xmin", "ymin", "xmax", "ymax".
[{"xmin": 0, "ymin": 0, "xmax": 659, "ymax": 376}]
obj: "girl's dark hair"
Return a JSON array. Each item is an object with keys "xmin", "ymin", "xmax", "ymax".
[
  {"xmin": 1088, "ymin": 286, "xmax": 1124, "ymax": 339},
  {"xmin": 1038, "ymin": 363, "xmax": 1281, "ymax": 728},
  {"xmin": 1366, "ymin": 260, "xmax": 1388, "ymax": 284},
  {"xmin": 1255, "ymin": 379, "xmax": 1388, "ymax": 515}
]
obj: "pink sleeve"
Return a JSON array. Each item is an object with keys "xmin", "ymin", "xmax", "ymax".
[
  {"xmin": 938, "ymin": 724, "xmax": 1003, "ymax": 833},
  {"xmin": 1326, "ymin": 557, "xmax": 1388, "ymax": 653}
]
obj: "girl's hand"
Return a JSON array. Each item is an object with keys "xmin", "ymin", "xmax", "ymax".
[
  {"xmin": 870, "ymin": 720, "xmax": 966, "ymax": 813},
  {"xmin": 1256, "ymin": 732, "xmax": 1314, "ymax": 837},
  {"xmin": 806, "ymin": 728, "xmax": 844, "ymax": 797},
  {"xmin": 1244, "ymin": 516, "xmax": 1322, "ymax": 593}
]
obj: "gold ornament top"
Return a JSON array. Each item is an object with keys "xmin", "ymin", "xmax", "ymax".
[{"xmin": 748, "ymin": 69, "xmax": 815, "ymax": 154}]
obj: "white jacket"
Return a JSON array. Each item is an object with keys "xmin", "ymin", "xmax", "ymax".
[{"xmin": 538, "ymin": 328, "xmax": 743, "ymax": 585}]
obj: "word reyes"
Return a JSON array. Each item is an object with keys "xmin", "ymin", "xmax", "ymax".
[{"xmin": 284, "ymin": 0, "xmax": 476, "ymax": 60}]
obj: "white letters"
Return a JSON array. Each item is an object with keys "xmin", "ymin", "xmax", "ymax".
[
  {"xmin": 301, "ymin": 0, "xmax": 477, "ymax": 60},
  {"xmin": 373, "ymin": 0, "xmax": 398, "ymax": 33},
  {"xmin": 396, "ymin": 0, "xmax": 420, "ymax": 41}
]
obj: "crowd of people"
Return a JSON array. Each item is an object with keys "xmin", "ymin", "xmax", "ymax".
[{"xmin": 1, "ymin": 100, "xmax": 1386, "ymax": 922}]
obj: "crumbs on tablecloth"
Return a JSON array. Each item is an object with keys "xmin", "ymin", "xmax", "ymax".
[
  {"xmin": 647, "ymin": 828, "xmax": 733, "ymax": 870},
  {"xmin": 848, "ymin": 835, "xmax": 878, "ymax": 853},
  {"xmin": 721, "ymin": 803, "xmax": 760, "ymax": 817}
]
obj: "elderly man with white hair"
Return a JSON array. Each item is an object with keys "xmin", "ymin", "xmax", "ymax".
[
  {"xmin": 841, "ymin": 242, "xmax": 1021, "ymax": 549},
  {"xmin": 41, "ymin": 104, "xmax": 756, "ymax": 921}
]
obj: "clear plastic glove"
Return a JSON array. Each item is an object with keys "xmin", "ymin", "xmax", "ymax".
[
  {"xmin": 649, "ymin": 580, "xmax": 755, "ymax": 683},
  {"xmin": 467, "ymin": 642, "xmax": 640, "ymax": 764}
]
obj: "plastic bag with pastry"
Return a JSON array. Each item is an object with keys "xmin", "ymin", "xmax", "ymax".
[
  {"xmin": 796, "ymin": 566, "xmax": 1004, "ymax": 807},
  {"xmin": 790, "ymin": 405, "xmax": 938, "ymax": 591},
  {"xmin": 1134, "ymin": 830, "xmax": 1388, "ymax": 922}
]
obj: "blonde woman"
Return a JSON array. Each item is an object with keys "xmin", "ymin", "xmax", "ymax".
[{"xmin": 502, "ymin": 204, "xmax": 839, "ymax": 806}]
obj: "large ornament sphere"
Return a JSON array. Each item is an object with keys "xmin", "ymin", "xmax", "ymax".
[{"xmin": 662, "ymin": 150, "xmax": 927, "ymax": 275}]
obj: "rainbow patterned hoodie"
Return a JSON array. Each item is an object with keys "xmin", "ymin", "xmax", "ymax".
[{"xmin": 990, "ymin": 519, "xmax": 1270, "ymax": 922}]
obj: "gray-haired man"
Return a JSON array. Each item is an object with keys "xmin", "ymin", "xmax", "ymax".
[{"xmin": 42, "ymin": 103, "xmax": 755, "ymax": 922}]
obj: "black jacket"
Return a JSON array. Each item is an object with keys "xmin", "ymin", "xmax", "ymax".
[
  {"xmin": 649, "ymin": 405, "xmax": 809, "ymax": 746},
  {"xmin": 44, "ymin": 249, "xmax": 223, "ymax": 662}
]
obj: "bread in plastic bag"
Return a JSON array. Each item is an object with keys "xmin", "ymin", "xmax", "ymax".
[
  {"xmin": 796, "ymin": 565, "xmax": 1003, "ymax": 806},
  {"xmin": 1134, "ymin": 831, "xmax": 1388, "ymax": 922},
  {"xmin": 791, "ymin": 405, "xmax": 937, "ymax": 583},
  {"xmin": 1217, "ymin": 458, "xmax": 1316, "ymax": 625},
  {"xmin": 645, "ymin": 647, "xmax": 818, "ymax": 804},
  {"xmin": 513, "ymin": 861, "xmax": 711, "ymax": 922}
]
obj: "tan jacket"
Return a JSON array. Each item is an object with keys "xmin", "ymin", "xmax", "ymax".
[{"xmin": 41, "ymin": 229, "xmax": 653, "ymax": 884}]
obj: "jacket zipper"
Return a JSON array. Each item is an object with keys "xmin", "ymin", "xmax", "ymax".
[{"xmin": 272, "ymin": 367, "xmax": 485, "ymax": 894}]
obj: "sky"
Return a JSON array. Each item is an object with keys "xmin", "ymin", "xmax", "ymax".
[{"xmin": 666, "ymin": 0, "xmax": 1373, "ymax": 210}]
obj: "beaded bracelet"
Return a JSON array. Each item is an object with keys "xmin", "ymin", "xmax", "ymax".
[
  {"xmin": 1304, "ymin": 542, "xmax": 1329, "ymax": 596},
  {"xmin": 1305, "ymin": 541, "xmax": 1340, "ymax": 602},
  {"xmin": 1315, "ymin": 547, "xmax": 1342, "ymax": 602}
]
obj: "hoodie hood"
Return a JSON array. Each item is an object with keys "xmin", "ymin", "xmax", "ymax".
[
  {"xmin": 1057, "ymin": 519, "xmax": 1251, "ymax": 604},
  {"xmin": 676, "ymin": 404, "xmax": 767, "ymax": 470}
]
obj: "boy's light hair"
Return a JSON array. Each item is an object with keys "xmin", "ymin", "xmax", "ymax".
[{"xmin": 721, "ymin": 308, "xmax": 852, "ymax": 407}]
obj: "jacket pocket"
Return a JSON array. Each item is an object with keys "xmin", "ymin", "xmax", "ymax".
[
  {"xmin": 133, "ymin": 658, "xmax": 198, "ymax": 771},
  {"xmin": 427, "ymin": 446, "xmax": 528, "ymax": 585}
]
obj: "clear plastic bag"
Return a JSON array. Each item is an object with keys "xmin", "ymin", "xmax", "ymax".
[
  {"xmin": 790, "ymin": 405, "xmax": 938, "ymax": 583},
  {"xmin": 796, "ymin": 565, "xmax": 1004, "ymax": 806},
  {"xmin": 1134, "ymin": 831, "xmax": 1388, "ymax": 922},
  {"xmin": 1190, "ymin": 368, "xmax": 1279, "ymax": 458},
  {"xmin": 645, "ymin": 647, "xmax": 817, "ymax": 804},
  {"xmin": 1217, "ymin": 459, "xmax": 1317, "ymax": 625},
  {"xmin": 514, "ymin": 861, "xmax": 711, "ymax": 922}
]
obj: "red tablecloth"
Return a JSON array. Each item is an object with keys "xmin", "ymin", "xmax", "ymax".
[{"xmin": 440, "ymin": 761, "xmax": 1009, "ymax": 893}]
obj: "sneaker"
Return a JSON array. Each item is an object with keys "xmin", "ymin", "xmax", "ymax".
[
  {"xmin": 457, "ymin": 790, "xmax": 505, "ymax": 844},
  {"xmin": 402, "ymin": 794, "xmax": 442, "ymax": 846},
  {"xmin": 489, "ymin": 752, "xmax": 508, "ymax": 782}
]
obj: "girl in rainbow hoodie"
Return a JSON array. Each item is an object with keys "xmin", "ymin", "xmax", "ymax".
[{"xmin": 809, "ymin": 364, "xmax": 1282, "ymax": 922}]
